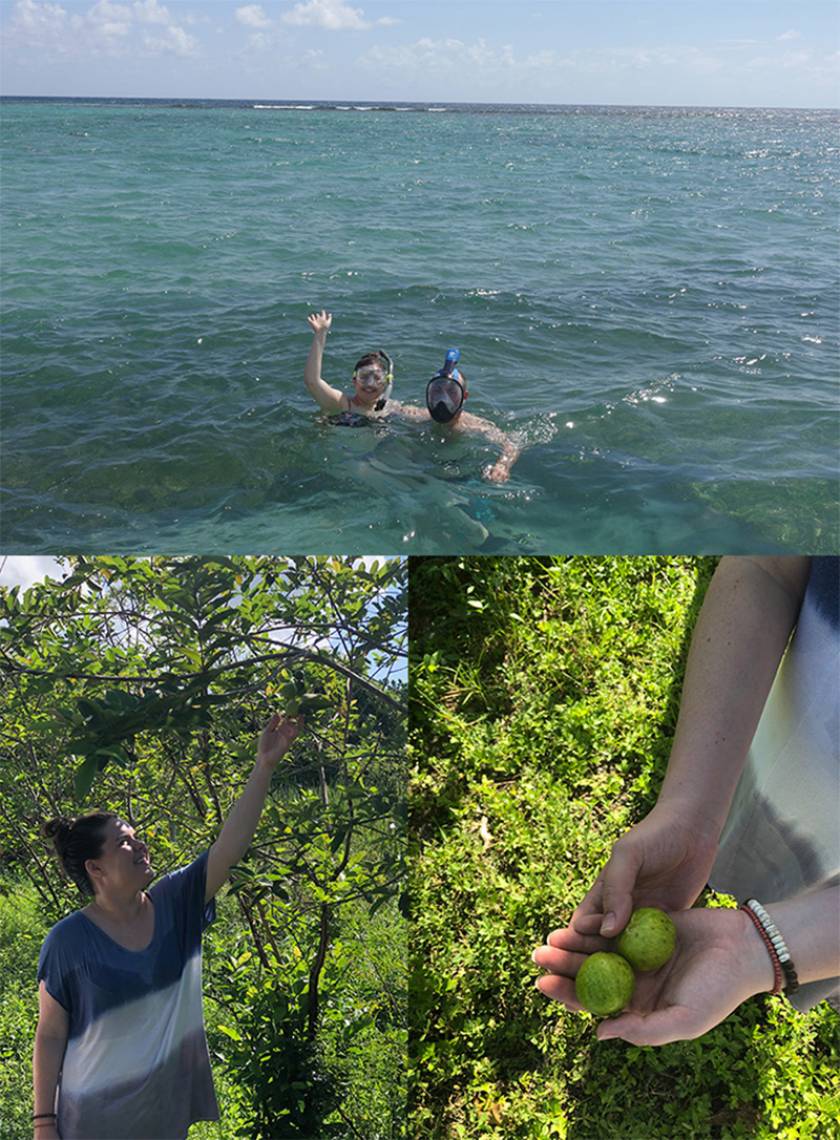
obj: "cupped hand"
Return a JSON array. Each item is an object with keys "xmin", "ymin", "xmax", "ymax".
[
  {"xmin": 307, "ymin": 309, "xmax": 332, "ymax": 335},
  {"xmin": 257, "ymin": 712, "xmax": 303, "ymax": 769},
  {"xmin": 572, "ymin": 803, "xmax": 720, "ymax": 938},
  {"xmin": 534, "ymin": 905, "xmax": 773, "ymax": 1046}
]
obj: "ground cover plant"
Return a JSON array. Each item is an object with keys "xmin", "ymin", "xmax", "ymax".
[
  {"xmin": 0, "ymin": 555, "xmax": 407, "ymax": 1139},
  {"xmin": 408, "ymin": 556, "xmax": 839, "ymax": 1140}
]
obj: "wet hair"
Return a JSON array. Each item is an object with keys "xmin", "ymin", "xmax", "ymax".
[
  {"xmin": 43, "ymin": 812, "xmax": 119, "ymax": 896},
  {"xmin": 353, "ymin": 353, "xmax": 386, "ymax": 374}
]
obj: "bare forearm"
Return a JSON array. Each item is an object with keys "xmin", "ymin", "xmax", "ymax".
[
  {"xmin": 304, "ymin": 333, "xmax": 326, "ymax": 395},
  {"xmin": 741, "ymin": 886, "xmax": 840, "ymax": 997},
  {"xmin": 33, "ymin": 1030, "xmax": 66, "ymax": 1116},
  {"xmin": 500, "ymin": 437, "xmax": 520, "ymax": 470},
  {"xmin": 213, "ymin": 761, "xmax": 273, "ymax": 870},
  {"xmin": 765, "ymin": 887, "xmax": 840, "ymax": 987},
  {"xmin": 658, "ymin": 556, "xmax": 809, "ymax": 833}
]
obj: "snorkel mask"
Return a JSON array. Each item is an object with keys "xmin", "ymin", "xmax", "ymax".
[
  {"xmin": 426, "ymin": 348, "xmax": 465, "ymax": 423},
  {"xmin": 353, "ymin": 350, "xmax": 394, "ymax": 411}
]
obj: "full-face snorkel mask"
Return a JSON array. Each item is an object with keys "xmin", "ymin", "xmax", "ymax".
[
  {"xmin": 426, "ymin": 348, "xmax": 465, "ymax": 423},
  {"xmin": 353, "ymin": 350, "xmax": 394, "ymax": 411}
]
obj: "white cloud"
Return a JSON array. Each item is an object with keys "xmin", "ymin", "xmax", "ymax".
[
  {"xmin": 133, "ymin": 0, "xmax": 170, "ymax": 24},
  {"xmin": 142, "ymin": 23, "xmax": 198, "ymax": 56},
  {"xmin": 8, "ymin": 0, "xmax": 198, "ymax": 57},
  {"xmin": 236, "ymin": 4, "xmax": 272, "ymax": 29},
  {"xmin": 359, "ymin": 36, "xmax": 544, "ymax": 82},
  {"xmin": 356, "ymin": 35, "xmax": 839, "ymax": 94},
  {"xmin": 0, "ymin": 557, "xmax": 63, "ymax": 590},
  {"xmin": 777, "ymin": 29, "xmax": 801, "ymax": 43},
  {"xmin": 9, "ymin": 0, "xmax": 69, "ymax": 42},
  {"xmin": 282, "ymin": 0, "xmax": 395, "ymax": 31}
]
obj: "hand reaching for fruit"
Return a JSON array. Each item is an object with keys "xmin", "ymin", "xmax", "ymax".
[
  {"xmin": 256, "ymin": 712, "xmax": 303, "ymax": 771},
  {"xmin": 534, "ymin": 906, "xmax": 775, "ymax": 1046}
]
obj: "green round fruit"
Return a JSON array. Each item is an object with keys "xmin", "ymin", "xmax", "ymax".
[
  {"xmin": 575, "ymin": 952, "xmax": 635, "ymax": 1016},
  {"xmin": 616, "ymin": 907, "xmax": 676, "ymax": 972}
]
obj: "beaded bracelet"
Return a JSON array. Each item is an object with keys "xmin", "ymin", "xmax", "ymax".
[{"xmin": 742, "ymin": 898, "xmax": 800, "ymax": 996}]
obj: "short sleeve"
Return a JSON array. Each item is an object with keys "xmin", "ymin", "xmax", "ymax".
[
  {"xmin": 37, "ymin": 926, "xmax": 72, "ymax": 1013},
  {"xmin": 151, "ymin": 849, "xmax": 216, "ymax": 934}
]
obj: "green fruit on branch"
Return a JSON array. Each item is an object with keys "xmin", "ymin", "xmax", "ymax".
[
  {"xmin": 616, "ymin": 907, "xmax": 677, "ymax": 972},
  {"xmin": 575, "ymin": 952, "xmax": 635, "ymax": 1016}
]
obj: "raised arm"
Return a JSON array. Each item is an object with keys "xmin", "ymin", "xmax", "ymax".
[
  {"xmin": 458, "ymin": 410, "xmax": 521, "ymax": 483},
  {"xmin": 304, "ymin": 310, "xmax": 346, "ymax": 414},
  {"xmin": 205, "ymin": 713, "xmax": 302, "ymax": 903},
  {"xmin": 32, "ymin": 982, "xmax": 68, "ymax": 1140}
]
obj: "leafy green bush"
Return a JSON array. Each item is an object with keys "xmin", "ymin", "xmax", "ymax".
[{"xmin": 408, "ymin": 557, "xmax": 839, "ymax": 1139}]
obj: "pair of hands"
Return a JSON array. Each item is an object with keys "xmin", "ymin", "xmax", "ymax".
[{"xmin": 534, "ymin": 804, "xmax": 774, "ymax": 1045}]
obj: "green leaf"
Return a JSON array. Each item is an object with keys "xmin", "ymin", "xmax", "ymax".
[{"xmin": 73, "ymin": 755, "xmax": 99, "ymax": 800}]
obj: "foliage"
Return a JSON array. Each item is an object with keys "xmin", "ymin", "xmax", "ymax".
[
  {"xmin": 0, "ymin": 555, "xmax": 407, "ymax": 1139},
  {"xmin": 408, "ymin": 556, "xmax": 839, "ymax": 1139}
]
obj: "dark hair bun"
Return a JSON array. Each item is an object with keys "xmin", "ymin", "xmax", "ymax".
[
  {"xmin": 43, "ymin": 816, "xmax": 74, "ymax": 850},
  {"xmin": 43, "ymin": 811, "xmax": 117, "ymax": 897}
]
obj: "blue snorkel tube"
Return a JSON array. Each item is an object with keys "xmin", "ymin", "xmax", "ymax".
[{"xmin": 440, "ymin": 347, "xmax": 461, "ymax": 382}]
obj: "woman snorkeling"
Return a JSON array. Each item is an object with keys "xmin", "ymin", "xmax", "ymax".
[{"xmin": 304, "ymin": 310, "xmax": 395, "ymax": 423}]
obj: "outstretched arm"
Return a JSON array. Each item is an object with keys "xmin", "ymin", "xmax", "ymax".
[
  {"xmin": 458, "ymin": 410, "xmax": 521, "ymax": 483},
  {"xmin": 390, "ymin": 401, "xmax": 429, "ymax": 422},
  {"xmin": 205, "ymin": 713, "xmax": 302, "ymax": 902},
  {"xmin": 304, "ymin": 310, "xmax": 346, "ymax": 414}
]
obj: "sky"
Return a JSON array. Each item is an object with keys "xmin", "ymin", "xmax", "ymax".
[
  {"xmin": 0, "ymin": 555, "xmax": 395, "ymax": 587},
  {"xmin": 1, "ymin": 0, "xmax": 838, "ymax": 107}
]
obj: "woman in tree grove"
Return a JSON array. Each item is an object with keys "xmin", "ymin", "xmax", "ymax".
[{"xmin": 33, "ymin": 712, "xmax": 301, "ymax": 1140}]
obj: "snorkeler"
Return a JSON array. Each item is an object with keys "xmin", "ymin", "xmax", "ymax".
[
  {"xmin": 305, "ymin": 310, "xmax": 395, "ymax": 423},
  {"xmin": 304, "ymin": 311, "xmax": 520, "ymax": 483},
  {"xmin": 423, "ymin": 349, "xmax": 521, "ymax": 483}
]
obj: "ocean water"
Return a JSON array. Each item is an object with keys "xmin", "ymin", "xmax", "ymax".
[{"xmin": 2, "ymin": 98, "xmax": 838, "ymax": 554}]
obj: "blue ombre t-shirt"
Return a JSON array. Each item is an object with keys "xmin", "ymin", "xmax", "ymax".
[
  {"xmin": 38, "ymin": 850, "xmax": 220, "ymax": 1140},
  {"xmin": 710, "ymin": 557, "xmax": 840, "ymax": 1012}
]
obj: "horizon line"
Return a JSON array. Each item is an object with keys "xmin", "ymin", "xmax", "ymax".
[{"xmin": 1, "ymin": 94, "xmax": 838, "ymax": 112}]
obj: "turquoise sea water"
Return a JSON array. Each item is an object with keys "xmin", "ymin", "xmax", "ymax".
[{"xmin": 2, "ymin": 98, "xmax": 838, "ymax": 553}]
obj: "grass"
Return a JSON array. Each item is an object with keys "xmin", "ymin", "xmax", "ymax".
[{"xmin": 408, "ymin": 557, "xmax": 840, "ymax": 1140}]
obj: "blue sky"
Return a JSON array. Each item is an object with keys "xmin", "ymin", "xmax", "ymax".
[{"xmin": 1, "ymin": 0, "xmax": 838, "ymax": 106}]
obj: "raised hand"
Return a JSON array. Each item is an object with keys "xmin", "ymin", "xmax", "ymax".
[
  {"xmin": 256, "ymin": 712, "xmax": 303, "ymax": 770},
  {"xmin": 571, "ymin": 802, "xmax": 720, "ymax": 938},
  {"xmin": 307, "ymin": 309, "xmax": 332, "ymax": 335},
  {"xmin": 534, "ymin": 905, "xmax": 774, "ymax": 1046}
]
